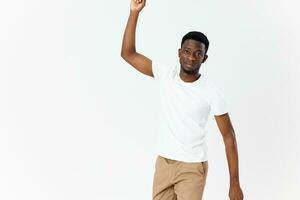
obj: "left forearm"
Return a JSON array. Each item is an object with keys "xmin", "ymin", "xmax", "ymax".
[{"xmin": 223, "ymin": 132, "xmax": 240, "ymax": 185}]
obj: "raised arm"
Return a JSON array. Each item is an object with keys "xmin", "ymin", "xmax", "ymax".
[
  {"xmin": 121, "ymin": 0, "xmax": 153, "ymax": 77},
  {"xmin": 215, "ymin": 113, "xmax": 244, "ymax": 200}
]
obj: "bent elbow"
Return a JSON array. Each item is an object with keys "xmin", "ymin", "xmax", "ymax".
[
  {"xmin": 120, "ymin": 50, "xmax": 130, "ymax": 60},
  {"xmin": 120, "ymin": 50, "xmax": 126, "ymax": 59}
]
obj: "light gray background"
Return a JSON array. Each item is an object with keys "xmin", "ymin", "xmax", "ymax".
[{"xmin": 1, "ymin": 0, "xmax": 299, "ymax": 199}]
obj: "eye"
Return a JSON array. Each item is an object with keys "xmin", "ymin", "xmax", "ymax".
[
  {"xmin": 196, "ymin": 52, "xmax": 202, "ymax": 57},
  {"xmin": 183, "ymin": 49, "xmax": 191, "ymax": 55}
]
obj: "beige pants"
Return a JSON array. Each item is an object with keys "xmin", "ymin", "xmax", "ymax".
[{"xmin": 152, "ymin": 155, "xmax": 208, "ymax": 200}]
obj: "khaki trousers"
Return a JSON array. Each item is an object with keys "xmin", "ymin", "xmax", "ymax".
[{"xmin": 152, "ymin": 155, "xmax": 208, "ymax": 200}]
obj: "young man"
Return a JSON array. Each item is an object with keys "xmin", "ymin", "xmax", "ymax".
[{"xmin": 121, "ymin": 1, "xmax": 244, "ymax": 200}]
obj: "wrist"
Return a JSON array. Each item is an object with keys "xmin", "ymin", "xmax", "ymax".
[
  {"xmin": 230, "ymin": 178, "xmax": 240, "ymax": 187},
  {"xmin": 130, "ymin": 10, "xmax": 141, "ymax": 15},
  {"xmin": 230, "ymin": 176, "xmax": 240, "ymax": 186}
]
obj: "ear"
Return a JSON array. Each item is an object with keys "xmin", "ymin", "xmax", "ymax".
[
  {"xmin": 202, "ymin": 54, "xmax": 208, "ymax": 63},
  {"xmin": 178, "ymin": 49, "xmax": 181, "ymax": 57}
]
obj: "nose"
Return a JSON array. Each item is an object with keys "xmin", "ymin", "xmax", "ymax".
[{"xmin": 187, "ymin": 53, "xmax": 197, "ymax": 61}]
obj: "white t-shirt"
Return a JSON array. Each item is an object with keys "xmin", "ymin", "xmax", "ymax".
[{"xmin": 152, "ymin": 61, "xmax": 228, "ymax": 163}]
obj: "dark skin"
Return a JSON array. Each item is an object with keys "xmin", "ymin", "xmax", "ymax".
[
  {"xmin": 178, "ymin": 39, "xmax": 208, "ymax": 82},
  {"xmin": 179, "ymin": 39, "xmax": 243, "ymax": 200},
  {"xmin": 121, "ymin": 0, "xmax": 244, "ymax": 199}
]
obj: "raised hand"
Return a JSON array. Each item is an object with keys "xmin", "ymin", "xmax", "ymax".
[{"xmin": 130, "ymin": 0, "xmax": 146, "ymax": 13}]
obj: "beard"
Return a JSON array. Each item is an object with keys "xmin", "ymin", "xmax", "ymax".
[{"xmin": 181, "ymin": 65, "xmax": 200, "ymax": 75}]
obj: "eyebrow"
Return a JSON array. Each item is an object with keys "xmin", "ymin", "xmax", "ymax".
[{"xmin": 184, "ymin": 47, "xmax": 203, "ymax": 52}]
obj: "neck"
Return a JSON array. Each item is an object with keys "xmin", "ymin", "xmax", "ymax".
[{"xmin": 179, "ymin": 70, "xmax": 201, "ymax": 83}]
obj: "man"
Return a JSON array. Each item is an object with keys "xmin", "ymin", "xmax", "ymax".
[{"xmin": 121, "ymin": 0, "xmax": 244, "ymax": 199}]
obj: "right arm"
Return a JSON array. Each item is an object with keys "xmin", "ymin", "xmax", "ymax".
[{"xmin": 121, "ymin": 0, "xmax": 153, "ymax": 77}]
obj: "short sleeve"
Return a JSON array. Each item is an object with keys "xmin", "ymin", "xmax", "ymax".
[
  {"xmin": 209, "ymin": 84, "xmax": 228, "ymax": 116},
  {"xmin": 152, "ymin": 60, "xmax": 171, "ymax": 81}
]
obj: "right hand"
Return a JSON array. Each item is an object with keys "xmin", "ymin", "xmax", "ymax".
[{"xmin": 130, "ymin": 0, "xmax": 146, "ymax": 13}]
